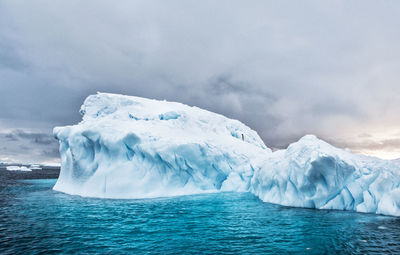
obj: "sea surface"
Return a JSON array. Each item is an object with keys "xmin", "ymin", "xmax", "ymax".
[{"xmin": 1, "ymin": 179, "xmax": 400, "ymax": 254}]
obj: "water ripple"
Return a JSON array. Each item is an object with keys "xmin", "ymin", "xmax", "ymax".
[{"xmin": 1, "ymin": 179, "xmax": 400, "ymax": 254}]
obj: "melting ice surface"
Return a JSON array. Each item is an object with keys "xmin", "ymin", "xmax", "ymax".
[{"xmin": 53, "ymin": 93, "xmax": 400, "ymax": 216}]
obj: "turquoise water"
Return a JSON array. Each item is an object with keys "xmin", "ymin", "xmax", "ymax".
[{"xmin": 1, "ymin": 179, "xmax": 400, "ymax": 254}]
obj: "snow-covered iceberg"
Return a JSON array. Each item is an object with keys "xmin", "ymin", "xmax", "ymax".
[
  {"xmin": 54, "ymin": 93, "xmax": 400, "ymax": 216},
  {"xmin": 53, "ymin": 93, "xmax": 269, "ymax": 198},
  {"xmin": 251, "ymin": 135, "xmax": 400, "ymax": 216}
]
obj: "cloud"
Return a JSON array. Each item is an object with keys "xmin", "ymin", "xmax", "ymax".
[
  {"xmin": 0, "ymin": 129, "xmax": 59, "ymax": 163},
  {"xmin": 325, "ymin": 134, "xmax": 400, "ymax": 160},
  {"xmin": 12, "ymin": 130, "xmax": 55, "ymax": 145},
  {"xmin": 358, "ymin": 133, "xmax": 372, "ymax": 138},
  {"xmin": 0, "ymin": 0, "xmax": 400, "ymax": 161},
  {"xmin": 337, "ymin": 138, "xmax": 400, "ymax": 152},
  {"xmin": 5, "ymin": 133, "xmax": 18, "ymax": 141}
]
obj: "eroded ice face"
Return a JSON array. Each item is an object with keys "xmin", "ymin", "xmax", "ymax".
[
  {"xmin": 53, "ymin": 93, "xmax": 269, "ymax": 199},
  {"xmin": 54, "ymin": 93, "xmax": 400, "ymax": 216},
  {"xmin": 251, "ymin": 135, "xmax": 400, "ymax": 216}
]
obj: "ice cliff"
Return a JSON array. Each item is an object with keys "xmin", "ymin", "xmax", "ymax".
[
  {"xmin": 54, "ymin": 93, "xmax": 400, "ymax": 216},
  {"xmin": 53, "ymin": 93, "xmax": 269, "ymax": 198}
]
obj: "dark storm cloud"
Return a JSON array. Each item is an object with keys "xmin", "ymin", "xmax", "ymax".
[
  {"xmin": 0, "ymin": 40, "xmax": 28, "ymax": 71},
  {"xmin": 0, "ymin": 0, "xmax": 400, "ymax": 162},
  {"xmin": 19, "ymin": 145, "xmax": 29, "ymax": 150},
  {"xmin": 40, "ymin": 148, "xmax": 61, "ymax": 158},
  {"xmin": 12, "ymin": 130, "xmax": 55, "ymax": 145},
  {"xmin": 2, "ymin": 130, "xmax": 57, "ymax": 145},
  {"xmin": 5, "ymin": 133, "xmax": 18, "ymax": 141},
  {"xmin": 0, "ymin": 130, "xmax": 59, "ymax": 163}
]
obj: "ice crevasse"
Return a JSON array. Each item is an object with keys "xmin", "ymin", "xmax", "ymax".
[{"xmin": 53, "ymin": 93, "xmax": 400, "ymax": 216}]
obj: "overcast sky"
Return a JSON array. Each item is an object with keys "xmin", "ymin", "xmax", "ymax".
[{"xmin": 1, "ymin": 0, "xmax": 400, "ymax": 163}]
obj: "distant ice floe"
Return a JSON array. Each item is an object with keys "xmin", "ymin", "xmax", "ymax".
[
  {"xmin": 53, "ymin": 93, "xmax": 400, "ymax": 216},
  {"xmin": 6, "ymin": 166, "xmax": 32, "ymax": 172},
  {"xmin": 29, "ymin": 164, "xmax": 42, "ymax": 170}
]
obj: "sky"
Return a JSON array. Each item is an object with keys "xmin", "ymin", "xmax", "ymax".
[{"xmin": 0, "ymin": 0, "xmax": 400, "ymax": 163}]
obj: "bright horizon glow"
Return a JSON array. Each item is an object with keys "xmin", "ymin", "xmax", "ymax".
[{"xmin": 356, "ymin": 150, "xmax": 400, "ymax": 160}]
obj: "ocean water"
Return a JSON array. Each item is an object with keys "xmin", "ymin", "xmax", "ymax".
[{"xmin": 1, "ymin": 179, "xmax": 400, "ymax": 254}]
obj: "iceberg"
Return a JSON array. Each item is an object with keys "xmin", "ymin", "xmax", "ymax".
[
  {"xmin": 6, "ymin": 166, "xmax": 32, "ymax": 171},
  {"xmin": 53, "ymin": 93, "xmax": 269, "ymax": 198},
  {"xmin": 251, "ymin": 135, "xmax": 400, "ymax": 216},
  {"xmin": 29, "ymin": 164, "xmax": 42, "ymax": 170},
  {"xmin": 54, "ymin": 93, "xmax": 400, "ymax": 216}
]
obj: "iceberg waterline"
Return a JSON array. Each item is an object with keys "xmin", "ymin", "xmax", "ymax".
[{"xmin": 53, "ymin": 93, "xmax": 400, "ymax": 216}]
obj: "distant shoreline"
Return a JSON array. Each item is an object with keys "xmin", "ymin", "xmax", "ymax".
[{"xmin": 0, "ymin": 167, "xmax": 60, "ymax": 180}]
